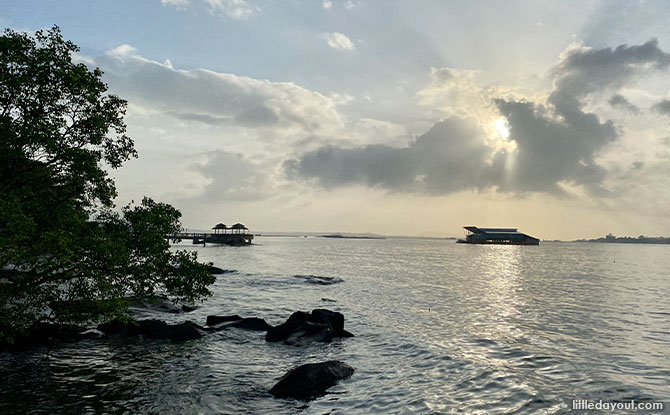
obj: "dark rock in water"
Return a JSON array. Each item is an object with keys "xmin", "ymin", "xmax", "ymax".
[
  {"xmin": 228, "ymin": 317, "xmax": 272, "ymax": 331},
  {"xmin": 266, "ymin": 311, "xmax": 311, "ymax": 342},
  {"xmin": 78, "ymin": 328, "xmax": 105, "ymax": 340},
  {"xmin": 181, "ymin": 304, "xmax": 198, "ymax": 312},
  {"xmin": 126, "ymin": 295, "xmax": 181, "ymax": 314},
  {"xmin": 206, "ymin": 314, "xmax": 242, "ymax": 326},
  {"xmin": 208, "ymin": 266, "xmax": 236, "ymax": 275},
  {"xmin": 0, "ymin": 323, "xmax": 89, "ymax": 353},
  {"xmin": 97, "ymin": 319, "xmax": 202, "ymax": 342},
  {"xmin": 266, "ymin": 309, "xmax": 353, "ymax": 344},
  {"xmin": 292, "ymin": 275, "xmax": 343, "ymax": 285},
  {"xmin": 338, "ymin": 330, "xmax": 355, "ymax": 338},
  {"xmin": 269, "ymin": 360, "xmax": 354, "ymax": 400},
  {"xmin": 311, "ymin": 309, "xmax": 344, "ymax": 334},
  {"xmin": 206, "ymin": 315, "xmax": 272, "ymax": 331},
  {"xmin": 320, "ymin": 298, "xmax": 337, "ymax": 303},
  {"xmin": 283, "ymin": 322, "xmax": 333, "ymax": 346}
]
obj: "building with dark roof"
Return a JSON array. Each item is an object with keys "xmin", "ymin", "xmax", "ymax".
[{"xmin": 457, "ymin": 226, "xmax": 539, "ymax": 245}]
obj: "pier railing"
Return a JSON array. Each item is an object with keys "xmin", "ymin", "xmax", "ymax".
[{"xmin": 168, "ymin": 232, "xmax": 253, "ymax": 246}]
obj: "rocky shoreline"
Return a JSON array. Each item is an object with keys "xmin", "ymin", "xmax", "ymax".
[{"xmin": 1, "ymin": 299, "xmax": 356, "ymax": 401}]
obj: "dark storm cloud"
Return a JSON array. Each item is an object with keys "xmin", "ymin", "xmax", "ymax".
[
  {"xmin": 287, "ymin": 40, "xmax": 670, "ymax": 196},
  {"xmin": 549, "ymin": 39, "xmax": 670, "ymax": 112},
  {"xmin": 493, "ymin": 98, "xmax": 615, "ymax": 194},
  {"xmin": 652, "ymin": 98, "xmax": 670, "ymax": 116},
  {"xmin": 285, "ymin": 117, "xmax": 499, "ymax": 194},
  {"xmin": 608, "ymin": 94, "xmax": 640, "ymax": 114}
]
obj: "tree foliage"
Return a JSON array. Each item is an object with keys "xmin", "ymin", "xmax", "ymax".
[{"xmin": 0, "ymin": 26, "xmax": 214, "ymax": 343}]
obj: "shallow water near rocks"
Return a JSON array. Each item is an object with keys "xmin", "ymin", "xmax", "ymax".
[{"xmin": 1, "ymin": 238, "xmax": 669, "ymax": 414}]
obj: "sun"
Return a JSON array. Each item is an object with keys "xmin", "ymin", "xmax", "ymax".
[{"xmin": 494, "ymin": 118, "xmax": 510, "ymax": 140}]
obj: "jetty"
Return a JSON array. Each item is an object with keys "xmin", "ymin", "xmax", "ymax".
[
  {"xmin": 457, "ymin": 226, "xmax": 539, "ymax": 245},
  {"xmin": 170, "ymin": 223, "xmax": 253, "ymax": 246}
]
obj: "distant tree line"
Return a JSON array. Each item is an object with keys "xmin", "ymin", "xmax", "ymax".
[{"xmin": 575, "ymin": 233, "xmax": 670, "ymax": 244}]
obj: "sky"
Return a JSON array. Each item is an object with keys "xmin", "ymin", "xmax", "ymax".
[{"xmin": 3, "ymin": 0, "xmax": 670, "ymax": 239}]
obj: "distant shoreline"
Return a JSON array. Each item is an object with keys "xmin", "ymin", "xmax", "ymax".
[
  {"xmin": 573, "ymin": 235, "xmax": 670, "ymax": 245},
  {"xmin": 320, "ymin": 234, "xmax": 386, "ymax": 240}
]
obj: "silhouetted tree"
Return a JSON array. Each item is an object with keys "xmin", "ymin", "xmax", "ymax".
[{"xmin": 0, "ymin": 26, "xmax": 214, "ymax": 343}]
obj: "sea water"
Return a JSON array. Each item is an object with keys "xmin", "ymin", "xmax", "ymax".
[{"xmin": 1, "ymin": 238, "xmax": 669, "ymax": 414}]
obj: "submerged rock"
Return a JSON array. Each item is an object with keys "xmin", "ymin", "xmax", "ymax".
[
  {"xmin": 266, "ymin": 309, "xmax": 353, "ymax": 345},
  {"xmin": 181, "ymin": 304, "xmax": 198, "ymax": 313},
  {"xmin": 206, "ymin": 315, "xmax": 272, "ymax": 331},
  {"xmin": 206, "ymin": 315, "xmax": 242, "ymax": 326},
  {"xmin": 126, "ymin": 295, "xmax": 181, "ymax": 314},
  {"xmin": 292, "ymin": 275, "xmax": 343, "ymax": 285},
  {"xmin": 269, "ymin": 360, "xmax": 354, "ymax": 400},
  {"xmin": 0, "ymin": 323, "xmax": 90, "ymax": 353},
  {"xmin": 208, "ymin": 266, "xmax": 236, "ymax": 275},
  {"xmin": 97, "ymin": 319, "xmax": 203, "ymax": 342},
  {"xmin": 228, "ymin": 317, "xmax": 272, "ymax": 331}
]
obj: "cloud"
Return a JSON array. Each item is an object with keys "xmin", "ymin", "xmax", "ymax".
[
  {"xmin": 285, "ymin": 117, "xmax": 496, "ymax": 194},
  {"xmin": 94, "ymin": 46, "xmax": 343, "ymax": 136},
  {"xmin": 494, "ymin": 98, "xmax": 615, "ymax": 194},
  {"xmin": 652, "ymin": 98, "xmax": 670, "ymax": 116},
  {"xmin": 206, "ymin": 0, "xmax": 256, "ymax": 18},
  {"xmin": 608, "ymin": 94, "xmax": 640, "ymax": 114},
  {"xmin": 192, "ymin": 150, "xmax": 271, "ymax": 201},
  {"xmin": 321, "ymin": 32, "xmax": 355, "ymax": 52},
  {"xmin": 322, "ymin": 0, "xmax": 332, "ymax": 9},
  {"xmin": 550, "ymin": 39, "xmax": 670, "ymax": 112},
  {"xmin": 417, "ymin": 67, "xmax": 487, "ymax": 118},
  {"xmin": 160, "ymin": 0, "xmax": 256, "ymax": 19},
  {"xmin": 107, "ymin": 44, "xmax": 139, "ymax": 57},
  {"xmin": 161, "ymin": 0, "xmax": 189, "ymax": 8},
  {"xmin": 287, "ymin": 40, "xmax": 670, "ymax": 197}
]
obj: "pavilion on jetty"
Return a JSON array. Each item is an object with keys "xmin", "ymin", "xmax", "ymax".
[{"xmin": 170, "ymin": 223, "xmax": 253, "ymax": 246}]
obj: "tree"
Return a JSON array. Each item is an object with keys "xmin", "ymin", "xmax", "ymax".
[{"xmin": 0, "ymin": 26, "xmax": 214, "ymax": 343}]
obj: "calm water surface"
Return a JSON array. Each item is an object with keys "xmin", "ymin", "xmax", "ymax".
[{"xmin": 1, "ymin": 238, "xmax": 669, "ymax": 414}]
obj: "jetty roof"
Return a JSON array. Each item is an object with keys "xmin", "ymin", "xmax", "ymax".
[
  {"xmin": 213, "ymin": 223, "xmax": 228, "ymax": 229},
  {"xmin": 464, "ymin": 226, "xmax": 519, "ymax": 234}
]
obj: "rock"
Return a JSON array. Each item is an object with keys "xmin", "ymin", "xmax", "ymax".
[
  {"xmin": 311, "ymin": 309, "xmax": 344, "ymax": 334},
  {"xmin": 206, "ymin": 314, "xmax": 242, "ymax": 326},
  {"xmin": 78, "ymin": 328, "xmax": 105, "ymax": 340},
  {"xmin": 181, "ymin": 304, "xmax": 198, "ymax": 312},
  {"xmin": 126, "ymin": 295, "xmax": 181, "ymax": 314},
  {"xmin": 283, "ymin": 322, "xmax": 333, "ymax": 346},
  {"xmin": 206, "ymin": 315, "xmax": 272, "ymax": 331},
  {"xmin": 0, "ymin": 323, "xmax": 89, "ymax": 353},
  {"xmin": 208, "ymin": 266, "xmax": 235, "ymax": 275},
  {"xmin": 228, "ymin": 317, "xmax": 272, "ymax": 331},
  {"xmin": 97, "ymin": 319, "xmax": 202, "ymax": 342},
  {"xmin": 269, "ymin": 361, "xmax": 354, "ymax": 400},
  {"xmin": 292, "ymin": 275, "xmax": 343, "ymax": 285},
  {"xmin": 265, "ymin": 309, "xmax": 353, "ymax": 344},
  {"xmin": 266, "ymin": 311, "xmax": 313, "ymax": 342}
]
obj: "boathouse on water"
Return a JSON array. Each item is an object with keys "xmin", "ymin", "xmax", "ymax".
[{"xmin": 457, "ymin": 226, "xmax": 539, "ymax": 245}]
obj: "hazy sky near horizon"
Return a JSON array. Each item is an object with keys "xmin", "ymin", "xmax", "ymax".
[{"xmin": 4, "ymin": 0, "xmax": 670, "ymax": 239}]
